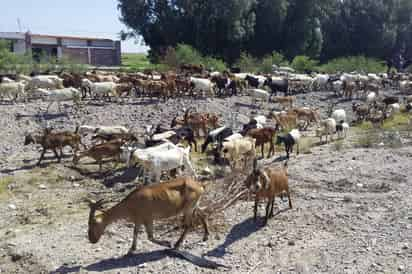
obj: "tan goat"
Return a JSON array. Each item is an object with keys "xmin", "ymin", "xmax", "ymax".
[
  {"xmin": 271, "ymin": 96, "xmax": 295, "ymax": 110},
  {"xmin": 87, "ymin": 177, "xmax": 209, "ymax": 253},
  {"xmin": 244, "ymin": 160, "xmax": 292, "ymax": 225},
  {"xmin": 73, "ymin": 139, "xmax": 125, "ymax": 171}
]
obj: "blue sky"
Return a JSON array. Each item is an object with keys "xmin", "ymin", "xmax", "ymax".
[{"xmin": 0, "ymin": 0, "xmax": 149, "ymax": 53}]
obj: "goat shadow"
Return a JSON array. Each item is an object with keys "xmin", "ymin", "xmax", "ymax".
[
  {"xmin": 102, "ymin": 166, "xmax": 141, "ymax": 187},
  {"xmin": 204, "ymin": 208, "xmax": 291, "ymax": 259},
  {"xmin": 204, "ymin": 218, "xmax": 264, "ymax": 258},
  {"xmin": 1, "ymin": 154, "xmax": 73, "ymax": 174},
  {"xmin": 52, "ymin": 248, "xmax": 228, "ymax": 274},
  {"xmin": 51, "ymin": 249, "xmax": 168, "ymax": 274},
  {"xmin": 15, "ymin": 112, "xmax": 68, "ymax": 121}
]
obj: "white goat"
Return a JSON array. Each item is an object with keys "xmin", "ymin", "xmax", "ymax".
[
  {"xmin": 0, "ymin": 82, "xmax": 26, "ymax": 102},
  {"xmin": 37, "ymin": 87, "xmax": 81, "ymax": 112},
  {"xmin": 77, "ymin": 125, "xmax": 129, "ymax": 136},
  {"xmin": 1, "ymin": 77, "xmax": 14, "ymax": 83},
  {"xmin": 247, "ymin": 89, "xmax": 270, "ymax": 106},
  {"xmin": 122, "ymin": 143, "xmax": 196, "ymax": 183},
  {"xmin": 316, "ymin": 118, "xmax": 336, "ymax": 143},
  {"xmin": 311, "ymin": 74, "xmax": 329, "ymax": 91},
  {"xmin": 190, "ymin": 77, "xmax": 215, "ymax": 97},
  {"xmin": 221, "ymin": 137, "xmax": 256, "ymax": 169},
  {"xmin": 27, "ymin": 75, "xmax": 63, "ymax": 91},
  {"xmin": 331, "ymin": 109, "xmax": 347, "ymax": 123},
  {"xmin": 366, "ymin": 92, "xmax": 377, "ymax": 103},
  {"xmin": 82, "ymin": 79, "xmax": 118, "ymax": 99}
]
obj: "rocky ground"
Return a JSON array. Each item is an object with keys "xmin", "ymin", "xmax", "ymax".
[{"xmin": 0, "ymin": 91, "xmax": 411, "ymax": 274}]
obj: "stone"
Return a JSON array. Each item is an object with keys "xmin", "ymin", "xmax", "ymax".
[{"xmin": 8, "ymin": 204, "xmax": 17, "ymax": 210}]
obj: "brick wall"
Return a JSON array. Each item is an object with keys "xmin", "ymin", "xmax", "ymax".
[
  {"xmin": 90, "ymin": 48, "xmax": 116, "ymax": 66},
  {"xmin": 62, "ymin": 47, "xmax": 89, "ymax": 64}
]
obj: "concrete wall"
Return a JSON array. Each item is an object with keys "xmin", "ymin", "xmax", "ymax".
[{"xmin": 12, "ymin": 40, "xmax": 26, "ymax": 54}]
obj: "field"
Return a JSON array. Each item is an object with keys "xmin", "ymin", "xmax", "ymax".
[
  {"xmin": 121, "ymin": 53, "xmax": 153, "ymax": 71},
  {"xmin": 0, "ymin": 87, "xmax": 411, "ymax": 273}
]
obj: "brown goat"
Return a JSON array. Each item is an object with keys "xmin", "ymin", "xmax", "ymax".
[
  {"xmin": 171, "ymin": 110, "xmax": 214, "ymax": 137},
  {"xmin": 87, "ymin": 177, "xmax": 209, "ymax": 253},
  {"xmin": 271, "ymin": 96, "xmax": 295, "ymax": 110},
  {"xmin": 73, "ymin": 139, "xmax": 125, "ymax": 171},
  {"xmin": 91, "ymin": 132, "xmax": 138, "ymax": 144},
  {"xmin": 24, "ymin": 130, "xmax": 84, "ymax": 166},
  {"xmin": 246, "ymin": 126, "xmax": 279, "ymax": 158},
  {"xmin": 270, "ymin": 112, "xmax": 297, "ymax": 130},
  {"xmin": 244, "ymin": 160, "xmax": 291, "ymax": 225},
  {"xmin": 290, "ymin": 107, "xmax": 320, "ymax": 130}
]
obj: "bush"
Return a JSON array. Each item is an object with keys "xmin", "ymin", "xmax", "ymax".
[
  {"xmin": 291, "ymin": 55, "xmax": 318, "ymax": 73},
  {"xmin": 318, "ymin": 56, "xmax": 387, "ymax": 74},
  {"xmin": 160, "ymin": 44, "xmax": 227, "ymax": 72},
  {"xmin": 174, "ymin": 44, "xmax": 203, "ymax": 66},
  {"xmin": 234, "ymin": 52, "xmax": 258, "ymax": 73},
  {"xmin": 258, "ymin": 51, "xmax": 289, "ymax": 73},
  {"xmin": 203, "ymin": 56, "xmax": 227, "ymax": 72}
]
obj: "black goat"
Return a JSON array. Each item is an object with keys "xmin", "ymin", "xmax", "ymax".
[
  {"xmin": 146, "ymin": 124, "xmax": 198, "ymax": 152},
  {"xmin": 245, "ymin": 75, "xmax": 261, "ymax": 88},
  {"xmin": 264, "ymin": 77, "xmax": 289, "ymax": 97},
  {"xmin": 201, "ymin": 126, "xmax": 233, "ymax": 153},
  {"xmin": 240, "ymin": 119, "xmax": 259, "ymax": 136},
  {"xmin": 382, "ymin": 96, "xmax": 399, "ymax": 107},
  {"xmin": 211, "ymin": 76, "xmax": 229, "ymax": 97},
  {"xmin": 276, "ymin": 130, "xmax": 300, "ymax": 159}
]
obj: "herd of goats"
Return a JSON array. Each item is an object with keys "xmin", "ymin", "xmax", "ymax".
[{"xmin": 2, "ymin": 64, "xmax": 412, "ymax": 255}]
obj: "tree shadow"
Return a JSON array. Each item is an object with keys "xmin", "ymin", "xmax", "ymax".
[{"xmin": 204, "ymin": 218, "xmax": 264, "ymax": 258}]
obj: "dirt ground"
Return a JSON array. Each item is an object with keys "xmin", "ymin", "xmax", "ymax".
[{"xmin": 0, "ymin": 91, "xmax": 411, "ymax": 274}]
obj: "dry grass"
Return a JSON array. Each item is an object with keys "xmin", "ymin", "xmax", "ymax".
[{"xmin": 0, "ymin": 176, "xmax": 13, "ymax": 196}]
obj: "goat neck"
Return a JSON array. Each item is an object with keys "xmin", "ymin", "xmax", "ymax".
[{"xmin": 88, "ymin": 199, "xmax": 130, "ymax": 243}]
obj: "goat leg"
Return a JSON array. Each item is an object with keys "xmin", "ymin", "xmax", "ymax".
[
  {"xmin": 37, "ymin": 148, "xmax": 47, "ymax": 166},
  {"xmin": 287, "ymin": 191, "xmax": 293, "ymax": 209},
  {"xmin": 145, "ymin": 222, "xmax": 172, "ymax": 248},
  {"xmin": 128, "ymin": 224, "xmax": 141, "ymax": 254},
  {"xmin": 261, "ymin": 144, "xmax": 264, "ymax": 158},
  {"xmin": 195, "ymin": 209, "xmax": 209, "ymax": 242},
  {"xmin": 253, "ymin": 198, "xmax": 259, "ymax": 222},
  {"xmin": 174, "ymin": 225, "xmax": 189, "ymax": 249},
  {"xmin": 269, "ymin": 197, "xmax": 275, "ymax": 217},
  {"xmin": 264, "ymin": 200, "xmax": 271, "ymax": 225}
]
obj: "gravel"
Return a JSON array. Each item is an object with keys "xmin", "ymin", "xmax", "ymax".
[{"xmin": 0, "ymin": 91, "xmax": 411, "ymax": 273}]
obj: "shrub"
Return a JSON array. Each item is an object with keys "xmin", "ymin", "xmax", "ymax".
[
  {"xmin": 291, "ymin": 55, "xmax": 318, "ymax": 73},
  {"xmin": 318, "ymin": 56, "xmax": 387, "ymax": 74},
  {"xmin": 234, "ymin": 52, "xmax": 258, "ymax": 73},
  {"xmin": 174, "ymin": 44, "xmax": 203, "ymax": 66},
  {"xmin": 203, "ymin": 56, "xmax": 227, "ymax": 72},
  {"xmin": 258, "ymin": 51, "xmax": 289, "ymax": 73}
]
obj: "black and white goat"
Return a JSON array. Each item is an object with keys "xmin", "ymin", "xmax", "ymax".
[
  {"xmin": 276, "ymin": 129, "xmax": 300, "ymax": 159},
  {"xmin": 201, "ymin": 126, "xmax": 233, "ymax": 153}
]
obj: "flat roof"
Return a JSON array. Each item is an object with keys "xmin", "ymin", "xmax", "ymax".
[
  {"xmin": 31, "ymin": 33, "xmax": 115, "ymax": 41},
  {"xmin": 0, "ymin": 32, "xmax": 116, "ymax": 42}
]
